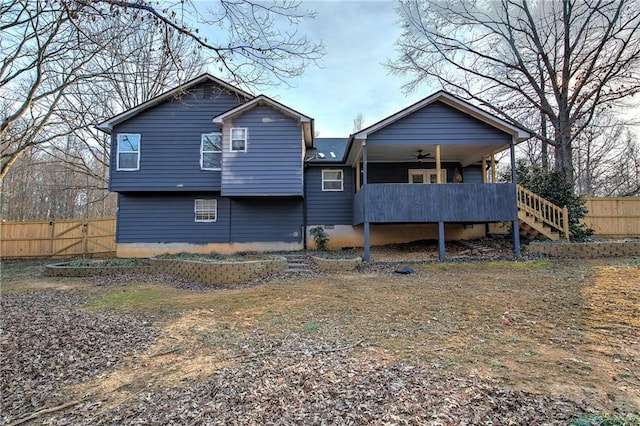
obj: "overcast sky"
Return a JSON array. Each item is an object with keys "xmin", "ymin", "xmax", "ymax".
[
  {"xmin": 215, "ymin": 1, "xmax": 637, "ymax": 139},
  {"xmin": 259, "ymin": 0, "xmax": 436, "ymax": 138}
]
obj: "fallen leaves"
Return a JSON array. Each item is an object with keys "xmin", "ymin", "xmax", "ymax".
[{"xmin": 0, "ymin": 290, "xmax": 158, "ymax": 424}]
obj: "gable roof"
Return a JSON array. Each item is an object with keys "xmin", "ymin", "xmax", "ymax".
[
  {"xmin": 212, "ymin": 95, "xmax": 315, "ymax": 148},
  {"xmin": 353, "ymin": 91, "xmax": 530, "ymax": 142},
  {"xmin": 96, "ymin": 73, "xmax": 254, "ymax": 133}
]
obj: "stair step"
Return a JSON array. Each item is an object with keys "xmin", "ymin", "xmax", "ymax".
[{"xmin": 281, "ymin": 254, "xmax": 315, "ymax": 273}]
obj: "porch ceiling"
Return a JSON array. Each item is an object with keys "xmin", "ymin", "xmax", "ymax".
[{"xmin": 365, "ymin": 143, "xmax": 510, "ymax": 166}]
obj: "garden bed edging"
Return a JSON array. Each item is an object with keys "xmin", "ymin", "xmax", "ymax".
[
  {"xmin": 524, "ymin": 241, "xmax": 640, "ymax": 258},
  {"xmin": 311, "ymin": 255, "xmax": 362, "ymax": 272}
]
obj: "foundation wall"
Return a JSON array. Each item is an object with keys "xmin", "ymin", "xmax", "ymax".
[
  {"xmin": 307, "ymin": 224, "xmax": 486, "ymax": 250},
  {"xmin": 117, "ymin": 241, "xmax": 303, "ymax": 258}
]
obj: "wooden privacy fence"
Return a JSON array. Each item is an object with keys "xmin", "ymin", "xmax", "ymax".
[
  {"xmin": 583, "ymin": 197, "xmax": 640, "ymax": 238},
  {"xmin": 1, "ymin": 217, "xmax": 116, "ymax": 258}
]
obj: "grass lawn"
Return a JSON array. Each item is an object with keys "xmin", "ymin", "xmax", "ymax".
[{"xmin": 2, "ymin": 257, "xmax": 639, "ymax": 423}]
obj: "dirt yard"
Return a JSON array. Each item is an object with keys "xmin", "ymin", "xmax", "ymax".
[{"xmin": 1, "ymin": 255, "xmax": 639, "ymax": 425}]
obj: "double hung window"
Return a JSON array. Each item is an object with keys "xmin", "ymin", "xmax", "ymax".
[
  {"xmin": 230, "ymin": 128, "xmax": 247, "ymax": 152},
  {"xmin": 322, "ymin": 169, "xmax": 343, "ymax": 191},
  {"xmin": 194, "ymin": 199, "xmax": 217, "ymax": 222},
  {"xmin": 201, "ymin": 133, "xmax": 222, "ymax": 170},
  {"xmin": 116, "ymin": 134, "xmax": 140, "ymax": 171}
]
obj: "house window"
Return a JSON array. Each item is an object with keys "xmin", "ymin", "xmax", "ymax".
[
  {"xmin": 230, "ymin": 128, "xmax": 247, "ymax": 152},
  {"xmin": 194, "ymin": 199, "xmax": 217, "ymax": 222},
  {"xmin": 322, "ymin": 169, "xmax": 343, "ymax": 191},
  {"xmin": 201, "ymin": 133, "xmax": 222, "ymax": 170},
  {"xmin": 116, "ymin": 134, "xmax": 140, "ymax": 171},
  {"xmin": 409, "ymin": 169, "xmax": 447, "ymax": 184}
]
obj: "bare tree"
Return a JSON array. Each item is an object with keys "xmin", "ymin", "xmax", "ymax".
[
  {"xmin": 1, "ymin": 0, "xmax": 323, "ymax": 180},
  {"xmin": 573, "ymin": 115, "xmax": 640, "ymax": 196},
  {"xmin": 388, "ymin": 0, "xmax": 640, "ymax": 185},
  {"xmin": 352, "ymin": 113, "xmax": 365, "ymax": 133},
  {"xmin": 1, "ymin": 14, "xmax": 207, "ymax": 220}
]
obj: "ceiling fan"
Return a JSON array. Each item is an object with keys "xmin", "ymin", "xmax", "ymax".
[{"xmin": 411, "ymin": 149, "xmax": 432, "ymax": 161}]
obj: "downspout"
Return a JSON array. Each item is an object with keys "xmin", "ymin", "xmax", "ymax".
[{"xmin": 302, "ymin": 162, "xmax": 308, "ymax": 250}]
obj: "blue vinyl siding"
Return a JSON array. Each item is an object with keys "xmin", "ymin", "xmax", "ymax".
[
  {"xmin": 367, "ymin": 101, "xmax": 511, "ymax": 146},
  {"xmin": 462, "ymin": 165, "xmax": 483, "ymax": 183},
  {"xmin": 117, "ymin": 193, "xmax": 231, "ymax": 243},
  {"xmin": 221, "ymin": 105, "xmax": 303, "ymax": 196},
  {"xmin": 117, "ymin": 193, "xmax": 302, "ymax": 244},
  {"xmin": 367, "ymin": 162, "xmax": 459, "ymax": 183},
  {"xmin": 230, "ymin": 198, "xmax": 303, "ymax": 242},
  {"xmin": 110, "ymin": 83, "xmax": 245, "ymax": 192},
  {"xmin": 305, "ymin": 166, "xmax": 354, "ymax": 225}
]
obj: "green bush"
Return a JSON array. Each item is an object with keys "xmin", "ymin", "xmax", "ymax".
[
  {"xmin": 512, "ymin": 160, "xmax": 594, "ymax": 241},
  {"xmin": 309, "ymin": 226, "xmax": 329, "ymax": 251}
]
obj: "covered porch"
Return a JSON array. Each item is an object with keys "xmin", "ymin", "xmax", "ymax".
[
  {"xmin": 351, "ymin": 142, "xmax": 521, "ymax": 261},
  {"xmin": 345, "ymin": 91, "xmax": 531, "ymax": 261}
]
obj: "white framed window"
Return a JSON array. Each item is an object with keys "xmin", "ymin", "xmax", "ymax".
[
  {"xmin": 116, "ymin": 134, "xmax": 140, "ymax": 171},
  {"xmin": 408, "ymin": 169, "xmax": 447, "ymax": 184},
  {"xmin": 230, "ymin": 128, "xmax": 247, "ymax": 152},
  {"xmin": 201, "ymin": 133, "xmax": 222, "ymax": 170},
  {"xmin": 194, "ymin": 199, "xmax": 217, "ymax": 222},
  {"xmin": 322, "ymin": 169, "xmax": 343, "ymax": 191}
]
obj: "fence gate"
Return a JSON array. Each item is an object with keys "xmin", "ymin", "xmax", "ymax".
[{"xmin": 1, "ymin": 218, "xmax": 116, "ymax": 258}]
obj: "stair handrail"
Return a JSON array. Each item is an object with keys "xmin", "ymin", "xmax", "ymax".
[{"xmin": 516, "ymin": 185, "xmax": 570, "ymax": 240}]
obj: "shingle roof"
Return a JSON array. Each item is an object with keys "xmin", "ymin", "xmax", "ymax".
[{"xmin": 306, "ymin": 138, "xmax": 349, "ymax": 163}]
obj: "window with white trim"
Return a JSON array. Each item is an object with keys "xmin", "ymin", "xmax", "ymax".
[
  {"xmin": 230, "ymin": 128, "xmax": 247, "ymax": 152},
  {"xmin": 194, "ymin": 199, "xmax": 217, "ymax": 222},
  {"xmin": 408, "ymin": 169, "xmax": 447, "ymax": 184},
  {"xmin": 116, "ymin": 134, "xmax": 140, "ymax": 171},
  {"xmin": 201, "ymin": 133, "xmax": 222, "ymax": 170},
  {"xmin": 322, "ymin": 169, "xmax": 343, "ymax": 191}
]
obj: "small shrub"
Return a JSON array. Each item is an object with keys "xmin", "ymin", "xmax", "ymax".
[{"xmin": 309, "ymin": 226, "xmax": 329, "ymax": 251}]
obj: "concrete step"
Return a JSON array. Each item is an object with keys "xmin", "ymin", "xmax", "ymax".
[
  {"xmin": 282, "ymin": 254, "xmax": 314, "ymax": 273},
  {"xmin": 288, "ymin": 262, "xmax": 310, "ymax": 268}
]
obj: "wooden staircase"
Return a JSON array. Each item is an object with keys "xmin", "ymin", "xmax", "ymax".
[{"xmin": 516, "ymin": 185, "xmax": 570, "ymax": 241}]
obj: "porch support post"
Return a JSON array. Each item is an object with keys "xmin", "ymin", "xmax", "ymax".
[
  {"xmin": 510, "ymin": 142, "xmax": 521, "ymax": 257},
  {"xmin": 364, "ymin": 222, "xmax": 370, "ymax": 262},
  {"xmin": 362, "ymin": 143, "xmax": 370, "ymax": 262},
  {"xmin": 435, "ymin": 144, "xmax": 442, "ymax": 183},
  {"xmin": 481, "ymin": 156, "xmax": 487, "ymax": 183},
  {"xmin": 491, "ymin": 153, "xmax": 497, "ymax": 183},
  {"xmin": 438, "ymin": 221, "xmax": 445, "ymax": 261}
]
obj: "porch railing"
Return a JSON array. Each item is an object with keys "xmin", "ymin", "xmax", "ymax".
[
  {"xmin": 353, "ymin": 183, "xmax": 518, "ymax": 224},
  {"xmin": 516, "ymin": 185, "xmax": 569, "ymax": 240}
]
